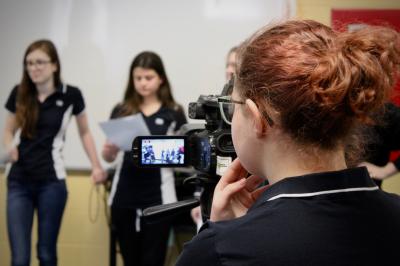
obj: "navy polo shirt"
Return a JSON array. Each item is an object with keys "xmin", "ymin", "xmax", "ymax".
[
  {"xmin": 108, "ymin": 104, "xmax": 187, "ymax": 209},
  {"xmin": 5, "ymin": 84, "xmax": 85, "ymax": 181},
  {"xmin": 176, "ymin": 167, "xmax": 400, "ymax": 266}
]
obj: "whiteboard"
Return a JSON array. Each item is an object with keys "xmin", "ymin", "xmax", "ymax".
[{"xmin": 0, "ymin": 0, "xmax": 295, "ymax": 169}]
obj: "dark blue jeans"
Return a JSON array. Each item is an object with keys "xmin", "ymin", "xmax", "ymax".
[{"xmin": 7, "ymin": 179, "xmax": 68, "ymax": 266}]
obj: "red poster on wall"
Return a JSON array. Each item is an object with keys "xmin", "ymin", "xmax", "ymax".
[
  {"xmin": 331, "ymin": 9, "xmax": 400, "ymax": 162},
  {"xmin": 332, "ymin": 9, "xmax": 400, "ymax": 31}
]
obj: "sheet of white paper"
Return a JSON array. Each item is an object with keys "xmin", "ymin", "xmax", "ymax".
[{"xmin": 99, "ymin": 114, "xmax": 150, "ymax": 151}]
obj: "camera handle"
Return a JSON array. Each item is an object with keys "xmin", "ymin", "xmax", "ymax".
[
  {"xmin": 183, "ymin": 174, "xmax": 218, "ymax": 222},
  {"xmin": 143, "ymin": 173, "xmax": 218, "ymax": 223},
  {"xmin": 143, "ymin": 198, "xmax": 200, "ymax": 222}
]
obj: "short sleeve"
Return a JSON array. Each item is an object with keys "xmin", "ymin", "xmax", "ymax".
[
  {"xmin": 71, "ymin": 87, "xmax": 85, "ymax": 115},
  {"xmin": 110, "ymin": 104, "xmax": 124, "ymax": 119},
  {"xmin": 5, "ymin": 86, "xmax": 18, "ymax": 113}
]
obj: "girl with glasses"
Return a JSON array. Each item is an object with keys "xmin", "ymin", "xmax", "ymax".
[{"xmin": 3, "ymin": 39, "xmax": 106, "ymax": 266}]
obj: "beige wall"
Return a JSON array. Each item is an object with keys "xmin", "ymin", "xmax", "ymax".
[
  {"xmin": 382, "ymin": 173, "xmax": 400, "ymax": 194},
  {"xmin": 296, "ymin": 0, "xmax": 400, "ymax": 25}
]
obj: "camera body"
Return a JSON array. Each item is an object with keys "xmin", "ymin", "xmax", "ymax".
[
  {"xmin": 132, "ymin": 81, "xmax": 236, "ymax": 221},
  {"xmin": 132, "ymin": 94, "xmax": 236, "ymax": 177}
]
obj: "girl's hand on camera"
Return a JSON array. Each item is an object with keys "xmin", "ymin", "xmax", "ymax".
[
  {"xmin": 210, "ymin": 158, "xmax": 268, "ymax": 222},
  {"xmin": 191, "ymin": 206, "xmax": 202, "ymax": 224}
]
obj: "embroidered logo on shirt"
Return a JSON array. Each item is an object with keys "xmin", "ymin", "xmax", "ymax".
[
  {"xmin": 56, "ymin": 100, "xmax": 64, "ymax": 107},
  {"xmin": 155, "ymin": 118, "xmax": 164, "ymax": 125}
]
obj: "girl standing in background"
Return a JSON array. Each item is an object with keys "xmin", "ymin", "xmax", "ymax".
[
  {"xmin": 102, "ymin": 51, "xmax": 186, "ymax": 266},
  {"xmin": 3, "ymin": 39, "xmax": 106, "ymax": 266}
]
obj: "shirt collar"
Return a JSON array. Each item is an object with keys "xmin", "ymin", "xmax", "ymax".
[
  {"xmin": 55, "ymin": 83, "xmax": 66, "ymax": 94},
  {"xmin": 250, "ymin": 167, "xmax": 378, "ymax": 210}
]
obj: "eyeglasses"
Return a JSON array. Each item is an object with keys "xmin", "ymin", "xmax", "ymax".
[
  {"xmin": 218, "ymin": 95, "xmax": 245, "ymax": 125},
  {"xmin": 218, "ymin": 95, "xmax": 275, "ymax": 126},
  {"xmin": 25, "ymin": 59, "xmax": 51, "ymax": 68}
]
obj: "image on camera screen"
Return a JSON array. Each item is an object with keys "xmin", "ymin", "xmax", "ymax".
[{"xmin": 141, "ymin": 138, "xmax": 185, "ymax": 165}]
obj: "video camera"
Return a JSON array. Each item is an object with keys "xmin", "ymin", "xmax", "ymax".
[{"xmin": 131, "ymin": 80, "xmax": 236, "ymax": 221}]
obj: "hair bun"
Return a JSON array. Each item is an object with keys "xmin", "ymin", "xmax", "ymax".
[{"xmin": 338, "ymin": 26, "xmax": 400, "ymax": 121}]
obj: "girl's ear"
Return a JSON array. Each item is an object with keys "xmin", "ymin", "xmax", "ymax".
[{"xmin": 245, "ymin": 99, "xmax": 267, "ymax": 137}]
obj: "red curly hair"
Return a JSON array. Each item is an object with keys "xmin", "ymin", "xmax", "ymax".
[{"xmin": 236, "ymin": 20, "xmax": 400, "ymax": 152}]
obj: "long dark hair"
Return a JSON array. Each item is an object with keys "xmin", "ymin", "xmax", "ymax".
[
  {"xmin": 16, "ymin": 39, "xmax": 62, "ymax": 138},
  {"xmin": 119, "ymin": 51, "xmax": 180, "ymax": 116}
]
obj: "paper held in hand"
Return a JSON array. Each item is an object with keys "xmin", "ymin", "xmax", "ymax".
[{"xmin": 99, "ymin": 114, "xmax": 150, "ymax": 151}]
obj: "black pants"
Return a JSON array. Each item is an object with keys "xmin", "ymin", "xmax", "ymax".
[{"xmin": 111, "ymin": 206, "xmax": 171, "ymax": 266}]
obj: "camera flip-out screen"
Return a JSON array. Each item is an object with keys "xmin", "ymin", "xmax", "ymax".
[{"xmin": 134, "ymin": 136, "xmax": 188, "ymax": 167}]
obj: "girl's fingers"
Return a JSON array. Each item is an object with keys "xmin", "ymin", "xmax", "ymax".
[
  {"xmin": 245, "ymin": 175, "xmax": 264, "ymax": 191},
  {"xmin": 220, "ymin": 178, "xmax": 246, "ymax": 200},
  {"xmin": 251, "ymin": 185, "xmax": 269, "ymax": 201},
  {"xmin": 217, "ymin": 159, "xmax": 246, "ymax": 189},
  {"xmin": 237, "ymin": 162, "xmax": 249, "ymax": 180},
  {"xmin": 236, "ymin": 190, "xmax": 254, "ymax": 208}
]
